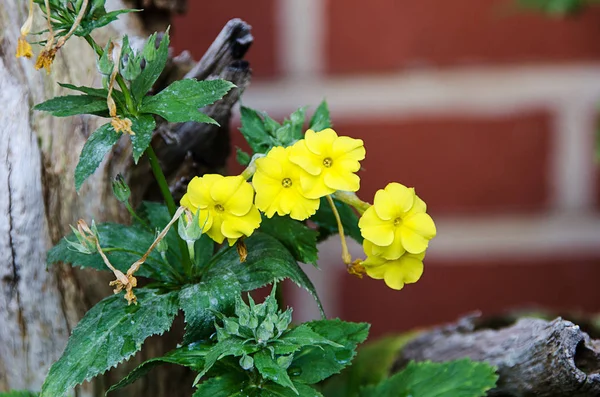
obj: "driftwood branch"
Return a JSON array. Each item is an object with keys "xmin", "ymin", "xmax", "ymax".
[
  {"xmin": 393, "ymin": 314, "xmax": 600, "ymax": 397},
  {"xmin": 130, "ymin": 19, "xmax": 253, "ymax": 203}
]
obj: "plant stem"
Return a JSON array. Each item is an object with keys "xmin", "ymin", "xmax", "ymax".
[{"xmin": 326, "ymin": 195, "xmax": 352, "ymax": 265}]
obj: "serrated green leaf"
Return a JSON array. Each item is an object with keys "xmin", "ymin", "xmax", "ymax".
[
  {"xmin": 205, "ymin": 233, "xmax": 325, "ymax": 317},
  {"xmin": 195, "ymin": 338, "xmax": 253, "ymax": 383},
  {"xmin": 191, "ymin": 234, "xmax": 215, "ymax": 275},
  {"xmin": 74, "ymin": 123, "xmax": 120, "ymax": 191},
  {"xmin": 40, "ymin": 288, "xmax": 179, "ymax": 397},
  {"xmin": 97, "ymin": 41, "xmax": 114, "ymax": 75},
  {"xmin": 290, "ymin": 319, "xmax": 369, "ymax": 385},
  {"xmin": 255, "ymin": 350, "xmax": 298, "ymax": 394},
  {"xmin": 76, "ymin": 7, "xmax": 137, "ymax": 37},
  {"xmin": 108, "ymin": 344, "xmax": 210, "ymax": 394},
  {"xmin": 119, "ymin": 36, "xmax": 142, "ymax": 81},
  {"xmin": 193, "ymin": 372, "xmax": 249, "ymax": 397},
  {"xmin": 58, "ymin": 83, "xmax": 108, "ymax": 97},
  {"xmin": 264, "ymin": 383, "xmax": 323, "ymax": 397},
  {"xmin": 312, "ymin": 198, "xmax": 362, "ymax": 243},
  {"xmin": 47, "ymin": 223, "xmax": 167, "ymax": 280},
  {"xmin": 259, "ymin": 215, "xmax": 318, "ymax": 266},
  {"xmin": 34, "ymin": 95, "xmax": 108, "ymax": 117},
  {"xmin": 129, "ymin": 115, "xmax": 156, "ymax": 163},
  {"xmin": 141, "ymin": 79, "xmax": 233, "ymax": 124},
  {"xmin": 358, "ymin": 359, "xmax": 498, "ymax": 397},
  {"xmin": 239, "ymin": 106, "xmax": 278, "ymax": 154},
  {"xmin": 284, "ymin": 106, "xmax": 307, "ymax": 142},
  {"xmin": 179, "ymin": 272, "xmax": 241, "ymax": 343},
  {"xmin": 131, "ymin": 31, "xmax": 170, "ymax": 103},
  {"xmin": 321, "ymin": 333, "xmax": 418, "ymax": 397},
  {"xmin": 278, "ymin": 324, "xmax": 342, "ymax": 350},
  {"xmin": 309, "ymin": 100, "xmax": 331, "ymax": 132}
]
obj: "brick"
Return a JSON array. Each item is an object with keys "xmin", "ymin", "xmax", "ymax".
[
  {"xmin": 340, "ymin": 257, "xmax": 600, "ymax": 338},
  {"xmin": 327, "ymin": 0, "xmax": 600, "ymax": 74},
  {"xmin": 336, "ymin": 112, "xmax": 551, "ymax": 214},
  {"xmin": 172, "ymin": 0, "xmax": 278, "ymax": 79}
]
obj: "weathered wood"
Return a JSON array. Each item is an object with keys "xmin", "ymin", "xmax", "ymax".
[{"xmin": 393, "ymin": 314, "xmax": 600, "ymax": 397}]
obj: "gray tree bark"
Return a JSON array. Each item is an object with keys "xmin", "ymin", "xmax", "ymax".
[{"xmin": 0, "ymin": 1, "xmax": 251, "ymax": 395}]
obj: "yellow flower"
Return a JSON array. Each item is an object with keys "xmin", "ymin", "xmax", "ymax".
[
  {"xmin": 362, "ymin": 240, "xmax": 425, "ymax": 290},
  {"xmin": 358, "ymin": 183, "xmax": 436, "ymax": 259},
  {"xmin": 16, "ymin": 0, "xmax": 34, "ymax": 59},
  {"xmin": 253, "ymin": 146, "xmax": 320, "ymax": 220},
  {"xmin": 180, "ymin": 174, "xmax": 261, "ymax": 246},
  {"xmin": 289, "ymin": 128, "xmax": 365, "ymax": 198}
]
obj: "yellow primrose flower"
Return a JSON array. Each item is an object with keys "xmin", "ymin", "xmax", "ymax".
[
  {"xmin": 358, "ymin": 183, "xmax": 436, "ymax": 259},
  {"xmin": 253, "ymin": 146, "xmax": 320, "ymax": 220},
  {"xmin": 16, "ymin": 0, "xmax": 34, "ymax": 59},
  {"xmin": 362, "ymin": 240, "xmax": 425, "ymax": 290},
  {"xmin": 289, "ymin": 128, "xmax": 365, "ymax": 198},
  {"xmin": 180, "ymin": 174, "xmax": 261, "ymax": 246}
]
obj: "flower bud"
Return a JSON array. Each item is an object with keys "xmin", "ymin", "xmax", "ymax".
[
  {"xmin": 65, "ymin": 219, "xmax": 99, "ymax": 254},
  {"xmin": 178, "ymin": 209, "xmax": 205, "ymax": 243},
  {"xmin": 112, "ymin": 174, "xmax": 131, "ymax": 203},
  {"xmin": 154, "ymin": 228, "xmax": 169, "ymax": 253}
]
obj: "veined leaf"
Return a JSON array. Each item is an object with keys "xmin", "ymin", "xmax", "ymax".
[
  {"xmin": 254, "ymin": 350, "xmax": 297, "ymax": 394},
  {"xmin": 204, "ymin": 233, "xmax": 325, "ymax": 317},
  {"xmin": 193, "ymin": 372, "xmax": 249, "ymax": 397},
  {"xmin": 40, "ymin": 288, "xmax": 179, "ymax": 397},
  {"xmin": 358, "ymin": 359, "xmax": 498, "ymax": 397},
  {"xmin": 108, "ymin": 343, "xmax": 211, "ymax": 394},
  {"xmin": 34, "ymin": 95, "xmax": 108, "ymax": 117},
  {"xmin": 239, "ymin": 106, "xmax": 278, "ymax": 154},
  {"xmin": 74, "ymin": 123, "xmax": 121, "ymax": 191},
  {"xmin": 141, "ymin": 79, "xmax": 233, "ymax": 123},
  {"xmin": 131, "ymin": 31, "xmax": 170, "ymax": 104},
  {"xmin": 129, "ymin": 115, "xmax": 156, "ymax": 163},
  {"xmin": 290, "ymin": 319, "xmax": 369, "ymax": 385},
  {"xmin": 259, "ymin": 215, "xmax": 318, "ymax": 266}
]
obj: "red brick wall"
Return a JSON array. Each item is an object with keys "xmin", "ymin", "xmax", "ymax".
[{"xmin": 174, "ymin": 0, "xmax": 600, "ymax": 333}]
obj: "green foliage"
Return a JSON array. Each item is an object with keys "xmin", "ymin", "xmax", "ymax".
[
  {"xmin": 0, "ymin": 392, "xmax": 38, "ymax": 397},
  {"xmin": 312, "ymin": 197, "xmax": 363, "ymax": 243},
  {"xmin": 34, "ymin": 94, "xmax": 108, "ymax": 117},
  {"xmin": 179, "ymin": 273, "xmax": 241, "ymax": 343},
  {"xmin": 129, "ymin": 115, "xmax": 157, "ymax": 163},
  {"xmin": 517, "ymin": 0, "xmax": 598, "ymax": 14},
  {"xmin": 236, "ymin": 147, "xmax": 252, "ymax": 166},
  {"xmin": 204, "ymin": 233, "xmax": 325, "ymax": 316},
  {"xmin": 309, "ymin": 100, "xmax": 332, "ymax": 131},
  {"xmin": 321, "ymin": 333, "xmax": 419, "ymax": 396},
  {"xmin": 130, "ymin": 31, "xmax": 170, "ymax": 103},
  {"xmin": 47, "ymin": 222, "xmax": 172, "ymax": 281},
  {"xmin": 358, "ymin": 359, "xmax": 498, "ymax": 397},
  {"xmin": 141, "ymin": 79, "xmax": 234, "ymax": 123},
  {"xmin": 40, "ymin": 289, "xmax": 179, "ymax": 397},
  {"xmin": 73, "ymin": 123, "xmax": 120, "ymax": 191},
  {"xmin": 107, "ymin": 344, "xmax": 211, "ymax": 393},
  {"xmin": 260, "ymin": 215, "xmax": 319, "ymax": 266}
]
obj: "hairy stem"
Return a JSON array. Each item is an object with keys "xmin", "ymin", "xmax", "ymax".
[{"xmin": 326, "ymin": 195, "xmax": 352, "ymax": 265}]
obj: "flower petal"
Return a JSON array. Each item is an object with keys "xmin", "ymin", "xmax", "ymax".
[
  {"xmin": 225, "ymin": 180, "xmax": 254, "ymax": 216},
  {"xmin": 399, "ymin": 225, "xmax": 430, "ymax": 254},
  {"xmin": 186, "ymin": 175, "xmax": 218, "ymax": 208},
  {"xmin": 384, "ymin": 183, "xmax": 415, "ymax": 214},
  {"xmin": 332, "ymin": 136, "xmax": 365, "ymax": 161},
  {"xmin": 305, "ymin": 128, "xmax": 337, "ymax": 156},
  {"xmin": 373, "ymin": 189, "xmax": 396, "ymax": 220},
  {"xmin": 371, "ymin": 228, "xmax": 406, "ymax": 260},
  {"xmin": 210, "ymin": 175, "xmax": 244, "ymax": 205},
  {"xmin": 404, "ymin": 213, "xmax": 437, "ymax": 240},
  {"xmin": 365, "ymin": 264, "xmax": 386, "ymax": 280},
  {"xmin": 324, "ymin": 168, "xmax": 360, "ymax": 192},
  {"xmin": 206, "ymin": 214, "xmax": 226, "ymax": 244},
  {"xmin": 359, "ymin": 208, "xmax": 395, "ymax": 246},
  {"xmin": 289, "ymin": 140, "xmax": 322, "ymax": 176}
]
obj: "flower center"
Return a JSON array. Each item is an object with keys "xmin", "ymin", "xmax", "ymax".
[
  {"xmin": 281, "ymin": 178, "xmax": 293, "ymax": 188},
  {"xmin": 393, "ymin": 217, "xmax": 403, "ymax": 227},
  {"xmin": 214, "ymin": 204, "xmax": 225, "ymax": 212},
  {"xmin": 323, "ymin": 157, "xmax": 333, "ymax": 168}
]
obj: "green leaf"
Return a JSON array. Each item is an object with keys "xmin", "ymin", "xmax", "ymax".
[
  {"xmin": 129, "ymin": 115, "xmax": 156, "ymax": 163},
  {"xmin": 40, "ymin": 288, "xmax": 179, "ymax": 397},
  {"xmin": 290, "ymin": 319, "xmax": 369, "ymax": 385},
  {"xmin": 34, "ymin": 95, "xmax": 108, "ymax": 117},
  {"xmin": 205, "ymin": 233, "xmax": 325, "ymax": 317},
  {"xmin": 312, "ymin": 198, "xmax": 362, "ymax": 243},
  {"xmin": 236, "ymin": 147, "xmax": 252, "ymax": 166},
  {"xmin": 359, "ymin": 359, "xmax": 498, "ymax": 397},
  {"xmin": 278, "ymin": 324, "xmax": 342, "ymax": 350},
  {"xmin": 141, "ymin": 79, "xmax": 233, "ymax": 123},
  {"xmin": 108, "ymin": 344, "xmax": 210, "ymax": 394},
  {"xmin": 309, "ymin": 100, "xmax": 331, "ymax": 131},
  {"xmin": 283, "ymin": 106, "xmax": 307, "ymax": 142},
  {"xmin": 77, "ymin": 8, "xmax": 137, "ymax": 36},
  {"xmin": 321, "ymin": 333, "xmax": 419, "ymax": 397},
  {"xmin": 179, "ymin": 272, "xmax": 241, "ymax": 344},
  {"xmin": 136, "ymin": 201, "xmax": 183, "ymax": 267},
  {"xmin": 254, "ymin": 350, "xmax": 298, "ymax": 394},
  {"xmin": 0, "ymin": 392, "xmax": 38, "ymax": 397},
  {"xmin": 131, "ymin": 31, "xmax": 170, "ymax": 104},
  {"xmin": 239, "ymin": 106, "xmax": 278, "ymax": 154},
  {"xmin": 74, "ymin": 123, "xmax": 120, "ymax": 191},
  {"xmin": 47, "ymin": 223, "xmax": 166, "ymax": 280},
  {"xmin": 193, "ymin": 373, "xmax": 249, "ymax": 397},
  {"xmin": 58, "ymin": 83, "xmax": 108, "ymax": 97},
  {"xmin": 196, "ymin": 338, "xmax": 251, "ymax": 383},
  {"xmin": 191, "ymin": 234, "xmax": 214, "ymax": 275},
  {"xmin": 259, "ymin": 215, "xmax": 318, "ymax": 266},
  {"xmin": 264, "ymin": 383, "xmax": 323, "ymax": 397}
]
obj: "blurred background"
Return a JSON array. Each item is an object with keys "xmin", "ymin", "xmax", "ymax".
[{"xmin": 171, "ymin": 0, "xmax": 600, "ymax": 337}]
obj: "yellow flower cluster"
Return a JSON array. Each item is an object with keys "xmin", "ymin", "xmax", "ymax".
[
  {"xmin": 358, "ymin": 183, "xmax": 436, "ymax": 290},
  {"xmin": 180, "ymin": 128, "xmax": 365, "ymax": 245}
]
